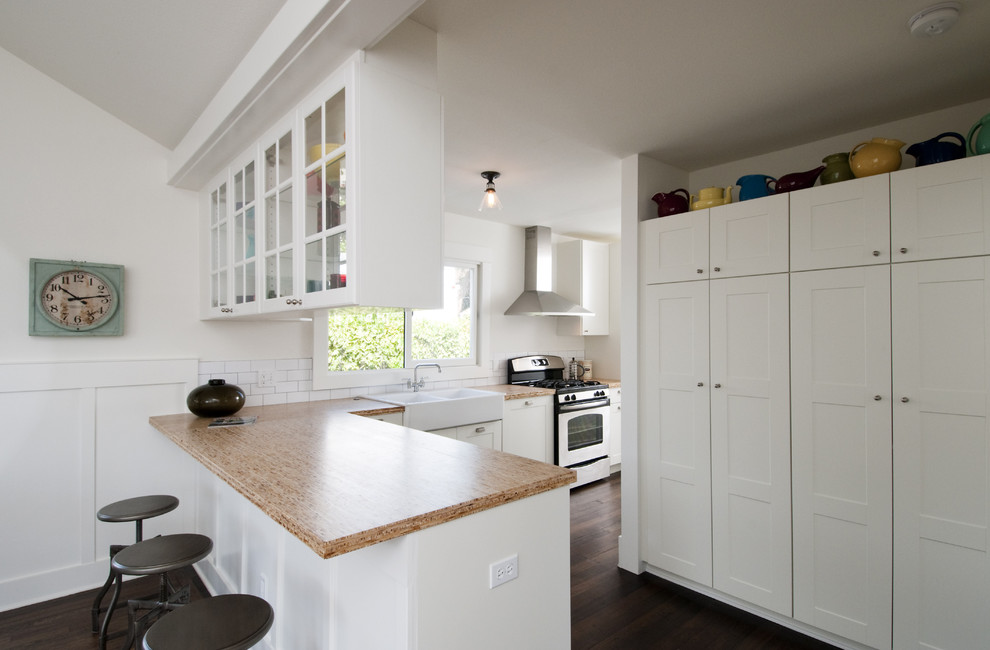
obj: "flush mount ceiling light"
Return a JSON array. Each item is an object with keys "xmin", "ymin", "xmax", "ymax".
[
  {"xmin": 478, "ymin": 171, "xmax": 502, "ymax": 210},
  {"xmin": 908, "ymin": 2, "xmax": 961, "ymax": 37}
]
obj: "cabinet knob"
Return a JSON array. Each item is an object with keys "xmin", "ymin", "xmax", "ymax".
[
  {"xmin": 874, "ymin": 395, "xmax": 882, "ymax": 401},
  {"xmin": 697, "ymin": 382, "xmax": 704, "ymax": 387},
  {"xmin": 713, "ymin": 383, "xmax": 721, "ymax": 388},
  {"xmin": 697, "ymin": 268, "xmax": 704, "ymax": 274},
  {"xmin": 873, "ymin": 250, "xmax": 881, "ymax": 257},
  {"xmin": 901, "ymin": 396, "xmax": 910, "ymax": 403},
  {"xmin": 524, "ymin": 400, "xmax": 533, "ymax": 406},
  {"xmin": 900, "ymin": 247, "xmax": 908, "ymax": 254},
  {"xmin": 713, "ymin": 266, "xmax": 721, "ymax": 272}
]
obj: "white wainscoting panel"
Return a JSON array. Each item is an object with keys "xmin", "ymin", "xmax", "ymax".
[{"xmin": 0, "ymin": 359, "xmax": 198, "ymax": 611}]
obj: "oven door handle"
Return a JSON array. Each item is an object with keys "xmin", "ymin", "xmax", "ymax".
[{"xmin": 558, "ymin": 397, "xmax": 610, "ymax": 412}]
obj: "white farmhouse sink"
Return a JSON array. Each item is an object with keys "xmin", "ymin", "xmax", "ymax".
[{"xmin": 370, "ymin": 388, "xmax": 503, "ymax": 431}]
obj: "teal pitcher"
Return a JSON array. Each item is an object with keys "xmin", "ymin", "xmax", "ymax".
[
  {"xmin": 968, "ymin": 112, "xmax": 990, "ymax": 156},
  {"xmin": 736, "ymin": 174, "xmax": 775, "ymax": 201}
]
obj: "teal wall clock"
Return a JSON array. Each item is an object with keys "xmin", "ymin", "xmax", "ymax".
[{"xmin": 29, "ymin": 258, "xmax": 124, "ymax": 336}]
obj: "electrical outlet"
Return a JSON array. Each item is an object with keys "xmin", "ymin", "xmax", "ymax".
[
  {"xmin": 489, "ymin": 554, "xmax": 518, "ymax": 589},
  {"xmin": 257, "ymin": 370, "xmax": 276, "ymax": 387}
]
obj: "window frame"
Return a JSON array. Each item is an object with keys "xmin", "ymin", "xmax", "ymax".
[{"xmin": 311, "ymin": 251, "xmax": 491, "ymax": 391}]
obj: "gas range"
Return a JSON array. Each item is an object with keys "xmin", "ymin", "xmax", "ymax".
[{"xmin": 508, "ymin": 354, "xmax": 612, "ymax": 487}]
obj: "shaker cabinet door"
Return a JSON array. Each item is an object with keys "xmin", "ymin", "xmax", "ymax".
[
  {"xmin": 709, "ymin": 194, "xmax": 789, "ymax": 278},
  {"xmin": 892, "ymin": 257, "xmax": 990, "ymax": 650},
  {"xmin": 641, "ymin": 281, "xmax": 712, "ymax": 586},
  {"xmin": 639, "ymin": 211, "xmax": 709, "ymax": 284},
  {"xmin": 709, "ymin": 273, "xmax": 791, "ymax": 616},
  {"xmin": 790, "ymin": 174, "xmax": 890, "ymax": 271},
  {"xmin": 891, "ymin": 155, "xmax": 990, "ymax": 262},
  {"xmin": 791, "ymin": 266, "xmax": 892, "ymax": 649}
]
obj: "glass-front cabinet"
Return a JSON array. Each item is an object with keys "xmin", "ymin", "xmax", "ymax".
[{"xmin": 200, "ymin": 53, "xmax": 442, "ymax": 319}]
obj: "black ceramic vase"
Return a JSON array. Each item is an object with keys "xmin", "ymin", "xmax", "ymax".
[{"xmin": 187, "ymin": 379, "xmax": 246, "ymax": 417}]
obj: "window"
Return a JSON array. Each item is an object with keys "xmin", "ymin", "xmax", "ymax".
[{"xmin": 325, "ymin": 262, "xmax": 478, "ymax": 372}]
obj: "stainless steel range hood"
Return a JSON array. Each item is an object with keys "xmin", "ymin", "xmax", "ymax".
[{"xmin": 504, "ymin": 226, "xmax": 594, "ymax": 316}]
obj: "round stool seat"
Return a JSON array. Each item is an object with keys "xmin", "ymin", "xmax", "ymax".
[
  {"xmin": 142, "ymin": 594, "xmax": 274, "ymax": 650},
  {"xmin": 97, "ymin": 495, "xmax": 180, "ymax": 524},
  {"xmin": 112, "ymin": 534, "xmax": 213, "ymax": 576}
]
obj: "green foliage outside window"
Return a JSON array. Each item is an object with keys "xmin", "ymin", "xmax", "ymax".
[
  {"xmin": 411, "ymin": 313, "xmax": 471, "ymax": 360},
  {"xmin": 327, "ymin": 308, "xmax": 404, "ymax": 371}
]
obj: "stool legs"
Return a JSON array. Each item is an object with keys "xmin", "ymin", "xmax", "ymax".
[{"xmin": 91, "ymin": 543, "xmax": 126, "ymax": 633}]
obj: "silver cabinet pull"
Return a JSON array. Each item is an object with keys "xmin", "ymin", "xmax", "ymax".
[
  {"xmin": 900, "ymin": 247, "xmax": 908, "ymax": 254},
  {"xmin": 524, "ymin": 400, "xmax": 533, "ymax": 406},
  {"xmin": 475, "ymin": 426, "xmax": 486, "ymax": 433},
  {"xmin": 697, "ymin": 382, "xmax": 704, "ymax": 387},
  {"xmin": 874, "ymin": 395, "xmax": 882, "ymax": 401},
  {"xmin": 873, "ymin": 250, "xmax": 881, "ymax": 257},
  {"xmin": 901, "ymin": 397, "xmax": 910, "ymax": 403},
  {"xmin": 697, "ymin": 268, "xmax": 704, "ymax": 274},
  {"xmin": 713, "ymin": 266, "xmax": 721, "ymax": 272},
  {"xmin": 713, "ymin": 383, "xmax": 722, "ymax": 388}
]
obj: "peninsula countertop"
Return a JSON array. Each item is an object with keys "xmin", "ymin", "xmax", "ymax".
[{"xmin": 149, "ymin": 398, "xmax": 575, "ymax": 559}]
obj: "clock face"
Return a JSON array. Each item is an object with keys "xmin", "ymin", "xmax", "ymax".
[{"xmin": 39, "ymin": 269, "xmax": 119, "ymax": 331}]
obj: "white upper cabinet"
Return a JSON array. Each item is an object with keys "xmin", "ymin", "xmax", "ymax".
[
  {"xmin": 709, "ymin": 194, "xmax": 789, "ymax": 277},
  {"xmin": 790, "ymin": 174, "xmax": 891, "ymax": 271},
  {"xmin": 639, "ymin": 210, "xmax": 710, "ymax": 284},
  {"xmin": 891, "ymin": 155, "xmax": 990, "ymax": 263},
  {"xmin": 556, "ymin": 239, "xmax": 610, "ymax": 336},
  {"xmin": 202, "ymin": 54, "xmax": 442, "ymax": 318}
]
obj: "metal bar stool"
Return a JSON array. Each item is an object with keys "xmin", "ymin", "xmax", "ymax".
[
  {"xmin": 141, "ymin": 594, "xmax": 274, "ymax": 650},
  {"xmin": 92, "ymin": 495, "xmax": 180, "ymax": 647},
  {"xmin": 108, "ymin": 533, "xmax": 213, "ymax": 650}
]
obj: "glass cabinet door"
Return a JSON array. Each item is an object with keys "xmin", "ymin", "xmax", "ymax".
[
  {"xmin": 303, "ymin": 88, "xmax": 348, "ymax": 296},
  {"xmin": 209, "ymin": 180, "xmax": 229, "ymax": 310},
  {"xmin": 263, "ymin": 129, "xmax": 294, "ymax": 304},
  {"xmin": 232, "ymin": 158, "xmax": 257, "ymax": 307}
]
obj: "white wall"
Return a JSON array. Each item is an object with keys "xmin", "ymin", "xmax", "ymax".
[{"xmin": 0, "ymin": 46, "xmax": 311, "ymax": 365}]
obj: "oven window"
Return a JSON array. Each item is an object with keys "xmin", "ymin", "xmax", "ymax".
[{"xmin": 567, "ymin": 413, "xmax": 604, "ymax": 451}]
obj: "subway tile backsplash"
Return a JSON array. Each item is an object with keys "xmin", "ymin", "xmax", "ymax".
[{"xmin": 198, "ymin": 350, "xmax": 584, "ymax": 408}]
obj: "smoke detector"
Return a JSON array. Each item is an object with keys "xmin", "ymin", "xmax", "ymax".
[{"xmin": 908, "ymin": 2, "xmax": 961, "ymax": 37}]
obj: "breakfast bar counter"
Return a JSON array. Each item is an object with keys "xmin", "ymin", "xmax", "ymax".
[{"xmin": 149, "ymin": 397, "xmax": 574, "ymax": 649}]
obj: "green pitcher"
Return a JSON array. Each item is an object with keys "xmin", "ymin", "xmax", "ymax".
[{"xmin": 968, "ymin": 112, "xmax": 990, "ymax": 156}]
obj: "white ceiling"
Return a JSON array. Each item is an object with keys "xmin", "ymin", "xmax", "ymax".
[{"xmin": 2, "ymin": 0, "xmax": 990, "ymax": 241}]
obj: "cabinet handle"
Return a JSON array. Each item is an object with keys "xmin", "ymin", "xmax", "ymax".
[
  {"xmin": 697, "ymin": 382, "xmax": 704, "ymax": 387},
  {"xmin": 285, "ymin": 298, "xmax": 302, "ymax": 305},
  {"xmin": 900, "ymin": 247, "xmax": 908, "ymax": 254},
  {"xmin": 475, "ymin": 427, "xmax": 486, "ymax": 433},
  {"xmin": 901, "ymin": 396, "xmax": 910, "ymax": 403},
  {"xmin": 873, "ymin": 250, "xmax": 881, "ymax": 257},
  {"xmin": 874, "ymin": 395, "xmax": 882, "ymax": 401},
  {"xmin": 524, "ymin": 400, "xmax": 533, "ymax": 406},
  {"xmin": 221, "ymin": 307, "xmax": 233, "ymax": 313},
  {"xmin": 697, "ymin": 268, "xmax": 704, "ymax": 274},
  {"xmin": 713, "ymin": 266, "xmax": 721, "ymax": 272},
  {"xmin": 713, "ymin": 383, "xmax": 721, "ymax": 388}
]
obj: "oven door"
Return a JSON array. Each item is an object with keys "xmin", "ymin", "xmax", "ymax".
[{"xmin": 556, "ymin": 399, "xmax": 610, "ymax": 467}]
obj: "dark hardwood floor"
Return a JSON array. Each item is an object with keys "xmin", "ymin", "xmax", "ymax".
[
  {"xmin": 571, "ymin": 473, "xmax": 837, "ymax": 649},
  {"xmin": 2, "ymin": 473, "xmax": 837, "ymax": 649}
]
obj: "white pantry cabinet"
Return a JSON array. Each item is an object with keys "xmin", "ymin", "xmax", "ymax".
[
  {"xmin": 790, "ymin": 266, "xmax": 892, "ymax": 649},
  {"xmin": 789, "ymin": 173, "xmax": 890, "ymax": 271},
  {"xmin": 556, "ymin": 239, "xmax": 610, "ymax": 336},
  {"xmin": 891, "ymin": 155, "xmax": 990, "ymax": 263},
  {"xmin": 502, "ymin": 396, "xmax": 552, "ymax": 463},
  {"xmin": 709, "ymin": 273, "xmax": 791, "ymax": 615},
  {"xmin": 892, "ymin": 256, "xmax": 990, "ymax": 650},
  {"xmin": 202, "ymin": 53, "xmax": 442, "ymax": 319},
  {"xmin": 641, "ymin": 280, "xmax": 713, "ymax": 586}
]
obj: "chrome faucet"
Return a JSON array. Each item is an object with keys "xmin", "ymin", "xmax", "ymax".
[{"xmin": 408, "ymin": 363, "xmax": 441, "ymax": 391}]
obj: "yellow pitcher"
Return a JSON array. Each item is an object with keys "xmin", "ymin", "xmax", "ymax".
[
  {"xmin": 848, "ymin": 137, "xmax": 905, "ymax": 178},
  {"xmin": 690, "ymin": 186, "xmax": 733, "ymax": 211}
]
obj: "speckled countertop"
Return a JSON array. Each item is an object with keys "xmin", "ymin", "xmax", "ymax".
[{"xmin": 149, "ymin": 397, "xmax": 575, "ymax": 559}]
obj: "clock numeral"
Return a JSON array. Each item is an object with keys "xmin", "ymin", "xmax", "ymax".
[
  {"xmin": 49, "ymin": 305, "xmax": 58, "ymax": 313},
  {"xmin": 49, "ymin": 283, "xmax": 60, "ymax": 292},
  {"xmin": 73, "ymin": 273, "xmax": 85, "ymax": 282}
]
